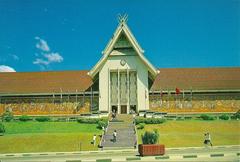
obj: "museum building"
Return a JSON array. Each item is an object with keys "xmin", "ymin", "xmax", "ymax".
[{"xmin": 0, "ymin": 18, "xmax": 240, "ymax": 115}]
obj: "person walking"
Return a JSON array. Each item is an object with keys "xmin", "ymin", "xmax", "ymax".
[
  {"xmin": 113, "ymin": 130, "xmax": 117, "ymax": 143},
  {"xmin": 111, "ymin": 110, "xmax": 116, "ymax": 120},
  {"xmin": 92, "ymin": 134, "xmax": 97, "ymax": 146},
  {"xmin": 132, "ymin": 112, "xmax": 136, "ymax": 124},
  {"xmin": 204, "ymin": 132, "xmax": 213, "ymax": 147},
  {"xmin": 206, "ymin": 132, "xmax": 213, "ymax": 146}
]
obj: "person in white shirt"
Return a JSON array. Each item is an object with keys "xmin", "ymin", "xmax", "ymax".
[
  {"xmin": 204, "ymin": 132, "xmax": 213, "ymax": 147},
  {"xmin": 113, "ymin": 130, "xmax": 117, "ymax": 143},
  {"xmin": 92, "ymin": 134, "xmax": 96, "ymax": 146}
]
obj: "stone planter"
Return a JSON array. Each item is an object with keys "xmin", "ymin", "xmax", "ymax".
[{"xmin": 138, "ymin": 144, "xmax": 165, "ymax": 156}]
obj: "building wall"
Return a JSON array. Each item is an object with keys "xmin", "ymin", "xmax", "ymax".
[
  {"xmin": 0, "ymin": 95, "xmax": 98, "ymax": 115},
  {"xmin": 1, "ymin": 92, "xmax": 239, "ymax": 115},
  {"xmin": 99, "ymin": 53, "xmax": 149, "ymax": 113},
  {"xmin": 149, "ymin": 92, "xmax": 240, "ymax": 113}
]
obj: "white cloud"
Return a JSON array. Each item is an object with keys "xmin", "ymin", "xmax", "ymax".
[
  {"xmin": 33, "ymin": 53, "xmax": 63, "ymax": 66},
  {"xmin": 33, "ymin": 37, "xmax": 63, "ymax": 70},
  {"xmin": 33, "ymin": 58, "xmax": 49, "ymax": 65},
  {"xmin": 35, "ymin": 37, "xmax": 50, "ymax": 52},
  {"xmin": 44, "ymin": 53, "xmax": 63, "ymax": 63},
  {"xmin": 0, "ymin": 65, "xmax": 16, "ymax": 72}
]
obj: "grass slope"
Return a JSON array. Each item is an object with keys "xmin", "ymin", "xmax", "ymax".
[
  {"xmin": 0, "ymin": 122, "xmax": 101, "ymax": 153},
  {"xmin": 3, "ymin": 122, "xmax": 100, "ymax": 134},
  {"xmin": 137, "ymin": 120, "xmax": 240, "ymax": 147}
]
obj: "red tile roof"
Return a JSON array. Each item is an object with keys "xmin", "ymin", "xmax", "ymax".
[
  {"xmin": 151, "ymin": 67, "xmax": 240, "ymax": 91},
  {"xmin": 0, "ymin": 67, "xmax": 239, "ymax": 95},
  {"xmin": 0, "ymin": 70, "xmax": 93, "ymax": 94}
]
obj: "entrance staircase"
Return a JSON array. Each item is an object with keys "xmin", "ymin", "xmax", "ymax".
[{"xmin": 101, "ymin": 114, "xmax": 137, "ymax": 150}]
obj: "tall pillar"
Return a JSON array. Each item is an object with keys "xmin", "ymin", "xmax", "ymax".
[
  {"xmin": 117, "ymin": 68, "xmax": 120, "ymax": 114},
  {"xmin": 108, "ymin": 68, "xmax": 110, "ymax": 113},
  {"xmin": 127, "ymin": 68, "xmax": 130, "ymax": 114},
  {"xmin": 90, "ymin": 86, "xmax": 93, "ymax": 111}
]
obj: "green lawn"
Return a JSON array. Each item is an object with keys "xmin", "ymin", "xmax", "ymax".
[
  {"xmin": 0, "ymin": 122, "xmax": 102, "ymax": 153},
  {"xmin": 137, "ymin": 120, "xmax": 240, "ymax": 148},
  {"xmin": 1, "ymin": 120, "xmax": 239, "ymax": 153},
  {"xmin": 3, "ymin": 122, "xmax": 100, "ymax": 134}
]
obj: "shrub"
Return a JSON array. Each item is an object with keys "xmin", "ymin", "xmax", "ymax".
[
  {"xmin": 2, "ymin": 110, "xmax": 13, "ymax": 122},
  {"xmin": 77, "ymin": 118, "xmax": 108, "ymax": 125},
  {"xmin": 219, "ymin": 114, "xmax": 229, "ymax": 120},
  {"xmin": 141, "ymin": 129, "xmax": 159, "ymax": 144},
  {"xmin": 77, "ymin": 118, "xmax": 100, "ymax": 124},
  {"xmin": 135, "ymin": 117, "xmax": 166, "ymax": 125},
  {"xmin": 232, "ymin": 110, "xmax": 240, "ymax": 120},
  {"xmin": 200, "ymin": 114, "xmax": 215, "ymax": 120},
  {"xmin": 137, "ymin": 123, "xmax": 145, "ymax": 129},
  {"xmin": 0, "ymin": 123, "xmax": 5, "ymax": 134},
  {"xmin": 35, "ymin": 116, "xmax": 51, "ymax": 122},
  {"xmin": 97, "ymin": 120, "xmax": 108, "ymax": 129},
  {"xmin": 176, "ymin": 117, "xmax": 184, "ymax": 121},
  {"xmin": 184, "ymin": 116, "xmax": 192, "ymax": 120},
  {"xmin": 135, "ymin": 117, "xmax": 145, "ymax": 125},
  {"xmin": 19, "ymin": 115, "xmax": 32, "ymax": 122}
]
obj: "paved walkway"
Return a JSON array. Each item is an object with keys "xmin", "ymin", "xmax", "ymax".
[
  {"xmin": 0, "ymin": 145, "xmax": 239, "ymax": 162},
  {"xmin": 101, "ymin": 114, "xmax": 137, "ymax": 149}
]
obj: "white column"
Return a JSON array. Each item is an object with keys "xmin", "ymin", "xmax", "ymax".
[
  {"xmin": 108, "ymin": 68, "xmax": 110, "ymax": 113},
  {"xmin": 90, "ymin": 87, "xmax": 93, "ymax": 111},
  {"xmin": 127, "ymin": 68, "xmax": 130, "ymax": 114},
  {"xmin": 117, "ymin": 68, "xmax": 120, "ymax": 114}
]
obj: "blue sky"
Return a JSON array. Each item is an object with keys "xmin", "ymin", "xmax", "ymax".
[{"xmin": 0, "ymin": 0, "xmax": 239, "ymax": 72}]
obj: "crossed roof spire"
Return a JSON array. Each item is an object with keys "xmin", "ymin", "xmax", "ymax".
[{"xmin": 118, "ymin": 14, "xmax": 128, "ymax": 23}]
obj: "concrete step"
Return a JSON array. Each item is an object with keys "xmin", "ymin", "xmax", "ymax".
[
  {"xmin": 101, "ymin": 116, "xmax": 137, "ymax": 149},
  {"xmin": 116, "ymin": 114, "xmax": 134, "ymax": 123}
]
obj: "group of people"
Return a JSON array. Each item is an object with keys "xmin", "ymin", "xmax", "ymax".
[
  {"xmin": 111, "ymin": 110, "xmax": 117, "ymax": 120},
  {"xmin": 92, "ymin": 111, "xmax": 213, "ymax": 148}
]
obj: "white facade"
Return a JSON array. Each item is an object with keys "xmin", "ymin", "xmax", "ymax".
[{"xmin": 88, "ymin": 18, "xmax": 159, "ymax": 114}]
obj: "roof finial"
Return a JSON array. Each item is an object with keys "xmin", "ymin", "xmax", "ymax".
[{"xmin": 118, "ymin": 13, "xmax": 128, "ymax": 24}]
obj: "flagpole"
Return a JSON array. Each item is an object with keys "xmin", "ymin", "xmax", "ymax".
[
  {"xmin": 160, "ymin": 89, "xmax": 162, "ymax": 107},
  {"xmin": 183, "ymin": 89, "xmax": 185, "ymax": 109},
  {"xmin": 168, "ymin": 89, "xmax": 170, "ymax": 109},
  {"xmin": 190, "ymin": 87, "xmax": 193, "ymax": 109}
]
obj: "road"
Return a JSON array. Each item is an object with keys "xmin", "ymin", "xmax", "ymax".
[{"xmin": 0, "ymin": 145, "xmax": 239, "ymax": 162}]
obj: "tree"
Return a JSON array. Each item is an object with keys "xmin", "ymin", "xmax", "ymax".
[{"xmin": 2, "ymin": 109, "xmax": 14, "ymax": 122}]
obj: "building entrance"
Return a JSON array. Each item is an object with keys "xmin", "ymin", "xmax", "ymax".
[
  {"xmin": 110, "ymin": 71, "xmax": 137, "ymax": 114},
  {"xmin": 111, "ymin": 105, "xmax": 118, "ymax": 113},
  {"xmin": 121, "ymin": 105, "xmax": 127, "ymax": 114}
]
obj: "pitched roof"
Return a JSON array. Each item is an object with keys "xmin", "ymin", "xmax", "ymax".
[
  {"xmin": 88, "ymin": 20, "xmax": 159, "ymax": 78},
  {"xmin": 0, "ymin": 67, "xmax": 239, "ymax": 95},
  {"xmin": 0, "ymin": 71, "xmax": 92, "ymax": 95},
  {"xmin": 151, "ymin": 67, "xmax": 240, "ymax": 91}
]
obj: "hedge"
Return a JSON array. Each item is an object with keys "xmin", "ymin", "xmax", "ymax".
[
  {"xmin": 200, "ymin": 114, "xmax": 215, "ymax": 120},
  {"xmin": 219, "ymin": 114, "xmax": 229, "ymax": 120},
  {"xmin": 77, "ymin": 118, "xmax": 108, "ymax": 129},
  {"xmin": 135, "ymin": 117, "xmax": 166, "ymax": 125},
  {"xmin": 19, "ymin": 115, "xmax": 33, "ymax": 122},
  {"xmin": 137, "ymin": 123, "xmax": 145, "ymax": 129},
  {"xmin": 232, "ymin": 110, "xmax": 240, "ymax": 120},
  {"xmin": 77, "ymin": 118, "xmax": 107, "ymax": 124},
  {"xmin": 35, "ymin": 116, "xmax": 51, "ymax": 122}
]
